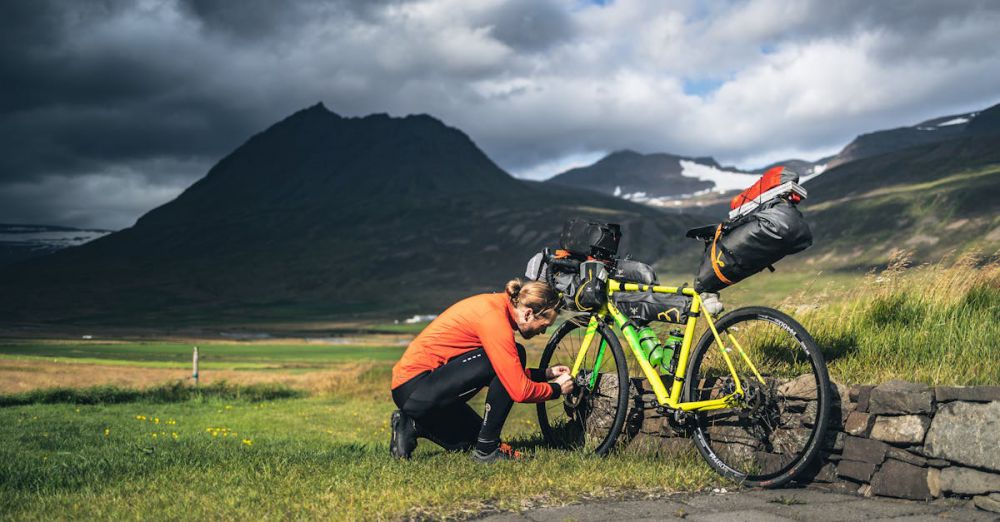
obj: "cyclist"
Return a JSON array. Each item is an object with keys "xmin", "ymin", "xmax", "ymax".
[{"xmin": 389, "ymin": 279, "xmax": 576, "ymax": 462}]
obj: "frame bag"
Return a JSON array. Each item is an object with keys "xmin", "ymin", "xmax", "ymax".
[{"xmin": 613, "ymin": 292, "xmax": 691, "ymax": 325}]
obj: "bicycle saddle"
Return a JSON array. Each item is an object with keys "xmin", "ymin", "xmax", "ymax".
[{"xmin": 685, "ymin": 224, "xmax": 718, "ymax": 241}]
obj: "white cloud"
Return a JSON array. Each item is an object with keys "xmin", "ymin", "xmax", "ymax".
[{"xmin": 4, "ymin": 0, "xmax": 1000, "ymax": 227}]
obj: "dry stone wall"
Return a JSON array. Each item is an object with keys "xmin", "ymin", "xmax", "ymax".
[{"xmin": 625, "ymin": 379, "xmax": 1000, "ymax": 514}]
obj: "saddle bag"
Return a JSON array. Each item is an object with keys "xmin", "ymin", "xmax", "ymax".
[
  {"xmin": 694, "ymin": 198, "xmax": 813, "ymax": 293},
  {"xmin": 612, "ymin": 292, "xmax": 691, "ymax": 325}
]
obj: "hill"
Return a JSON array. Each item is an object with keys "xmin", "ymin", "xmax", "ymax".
[
  {"xmin": 0, "ymin": 104, "xmax": 704, "ymax": 326},
  {"xmin": 799, "ymin": 104, "xmax": 1000, "ymax": 267}
]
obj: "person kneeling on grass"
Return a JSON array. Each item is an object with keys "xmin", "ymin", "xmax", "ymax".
[{"xmin": 389, "ymin": 278, "xmax": 575, "ymax": 463}]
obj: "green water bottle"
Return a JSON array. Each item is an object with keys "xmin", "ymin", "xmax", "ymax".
[{"xmin": 637, "ymin": 326, "xmax": 665, "ymax": 368}]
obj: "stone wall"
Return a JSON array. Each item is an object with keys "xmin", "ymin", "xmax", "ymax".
[{"xmin": 625, "ymin": 379, "xmax": 1000, "ymax": 514}]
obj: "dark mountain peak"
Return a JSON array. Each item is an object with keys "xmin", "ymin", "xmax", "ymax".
[
  {"xmin": 606, "ymin": 149, "xmax": 642, "ymax": 159},
  {"xmin": 134, "ymin": 104, "xmax": 522, "ymax": 228},
  {"xmin": 967, "ymin": 102, "xmax": 1000, "ymax": 135}
]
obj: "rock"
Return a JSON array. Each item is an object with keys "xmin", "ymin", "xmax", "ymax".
[
  {"xmin": 842, "ymin": 435, "xmax": 890, "ymax": 464},
  {"xmin": 886, "ymin": 447, "xmax": 928, "ymax": 467},
  {"xmin": 640, "ymin": 413, "xmax": 666, "ymax": 434},
  {"xmin": 771, "ymin": 428, "xmax": 812, "ymax": 453},
  {"xmin": 927, "ymin": 458, "xmax": 950, "ymax": 468},
  {"xmin": 870, "ymin": 415, "xmax": 931, "ymax": 444},
  {"xmin": 924, "ymin": 401, "xmax": 1000, "ymax": 472},
  {"xmin": 870, "ymin": 459, "xmax": 932, "ymax": 500},
  {"xmin": 854, "ymin": 385, "xmax": 874, "ymax": 413},
  {"xmin": 935, "ymin": 386, "xmax": 1000, "ymax": 403},
  {"xmin": 868, "ymin": 380, "xmax": 934, "ymax": 415},
  {"xmin": 973, "ymin": 493, "xmax": 1000, "ymax": 514},
  {"xmin": 838, "ymin": 460, "xmax": 877, "ymax": 482},
  {"xmin": 814, "ymin": 461, "xmax": 838, "ymax": 483},
  {"xmin": 940, "ymin": 466, "xmax": 1000, "ymax": 495},
  {"xmin": 830, "ymin": 381, "xmax": 851, "ymax": 426},
  {"xmin": 858, "ymin": 483, "xmax": 874, "ymax": 497},
  {"xmin": 779, "ymin": 374, "xmax": 819, "ymax": 400},
  {"xmin": 844, "ymin": 411, "xmax": 876, "ymax": 437},
  {"xmin": 927, "ymin": 467, "xmax": 942, "ymax": 497}
]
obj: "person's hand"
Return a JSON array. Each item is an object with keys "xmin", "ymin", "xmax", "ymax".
[
  {"xmin": 554, "ymin": 373, "xmax": 575, "ymax": 395},
  {"xmin": 545, "ymin": 365, "xmax": 570, "ymax": 379}
]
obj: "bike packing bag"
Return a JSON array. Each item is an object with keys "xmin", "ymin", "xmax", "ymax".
[
  {"xmin": 694, "ymin": 199, "xmax": 812, "ymax": 294},
  {"xmin": 560, "ymin": 219, "xmax": 622, "ymax": 259},
  {"xmin": 611, "ymin": 258, "xmax": 658, "ymax": 285},
  {"xmin": 730, "ymin": 165, "xmax": 801, "ymax": 211},
  {"xmin": 612, "ymin": 292, "xmax": 691, "ymax": 325},
  {"xmin": 552, "ymin": 271, "xmax": 580, "ymax": 310},
  {"xmin": 524, "ymin": 252, "xmax": 546, "ymax": 281},
  {"xmin": 572, "ymin": 261, "xmax": 609, "ymax": 312}
]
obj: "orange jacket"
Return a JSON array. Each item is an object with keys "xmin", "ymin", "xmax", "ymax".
[{"xmin": 391, "ymin": 293, "xmax": 555, "ymax": 403}]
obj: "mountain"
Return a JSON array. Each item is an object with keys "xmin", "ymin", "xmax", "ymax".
[
  {"xmin": 0, "ymin": 104, "xmax": 704, "ymax": 326},
  {"xmin": 546, "ymin": 150, "xmax": 761, "ymax": 203},
  {"xmin": 826, "ymin": 109, "xmax": 982, "ymax": 169},
  {"xmin": 0, "ymin": 224, "xmax": 111, "ymax": 268},
  {"xmin": 799, "ymin": 103, "xmax": 1000, "ymax": 266}
]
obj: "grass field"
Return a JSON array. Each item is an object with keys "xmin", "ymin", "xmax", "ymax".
[{"xmin": 1, "ymin": 255, "xmax": 997, "ymax": 519}]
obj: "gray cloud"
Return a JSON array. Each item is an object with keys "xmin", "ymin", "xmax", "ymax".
[{"xmin": 1, "ymin": 0, "xmax": 999, "ymax": 228}]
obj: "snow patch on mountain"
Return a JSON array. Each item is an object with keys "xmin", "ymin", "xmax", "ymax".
[
  {"xmin": 678, "ymin": 160, "xmax": 759, "ymax": 192},
  {"xmin": 937, "ymin": 117, "xmax": 969, "ymax": 127}
]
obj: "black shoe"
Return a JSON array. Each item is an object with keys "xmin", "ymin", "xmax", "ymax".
[
  {"xmin": 471, "ymin": 442, "xmax": 526, "ymax": 463},
  {"xmin": 390, "ymin": 410, "xmax": 418, "ymax": 459}
]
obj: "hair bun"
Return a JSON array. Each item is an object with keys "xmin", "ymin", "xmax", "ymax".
[{"xmin": 505, "ymin": 278, "xmax": 523, "ymax": 303}]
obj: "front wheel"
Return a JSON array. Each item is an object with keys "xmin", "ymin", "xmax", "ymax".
[
  {"xmin": 536, "ymin": 315, "xmax": 630, "ymax": 456},
  {"xmin": 685, "ymin": 306, "xmax": 830, "ymax": 488}
]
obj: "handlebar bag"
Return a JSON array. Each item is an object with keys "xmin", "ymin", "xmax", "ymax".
[
  {"xmin": 572, "ymin": 261, "xmax": 609, "ymax": 312},
  {"xmin": 612, "ymin": 259, "xmax": 658, "ymax": 285},
  {"xmin": 560, "ymin": 219, "xmax": 621, "ymax": 259}
]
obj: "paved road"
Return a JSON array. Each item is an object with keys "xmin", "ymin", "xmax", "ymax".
[{"xmin": 477, "ymin": 488, "xmax": 998, "ymax": 521}]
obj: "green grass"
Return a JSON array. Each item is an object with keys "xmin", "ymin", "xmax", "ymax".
[
  {"xmin": 0, "ymin": 341, "xmax": 406, "ymax": 369},
  {"xmin": 791, "ymin": 254, "xmax": 1000, "ymax": 385},
  {"xmin": 0, "ymin": 392, "xmax": 718, "ymax": 520}
]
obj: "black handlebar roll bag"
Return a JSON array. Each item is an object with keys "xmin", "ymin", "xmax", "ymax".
[
  {"xmin": 694, "ymin": 199, "xmax": 812, "ymax": 293},
  {"xmin": 560, "ymin": 219, "xmax": 621, "ymax": 259}
]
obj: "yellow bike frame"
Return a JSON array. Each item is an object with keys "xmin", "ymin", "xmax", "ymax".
[{"xmin": 569, "ymin": 279, "xmax": 767, "ymax": 412}]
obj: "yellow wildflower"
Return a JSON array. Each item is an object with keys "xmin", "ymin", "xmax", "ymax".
[
  {"xmin": 242, "ymin": 439, "xmax": 253, "ymax": 446},
  {"xmin": 104, "ymin": 428, "xmax": 110, "ymax": 437}
]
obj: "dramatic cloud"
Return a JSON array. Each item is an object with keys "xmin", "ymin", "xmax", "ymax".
[{"xmin": 2, "ymin": 0, "xmax": 999, "ymax": 229}]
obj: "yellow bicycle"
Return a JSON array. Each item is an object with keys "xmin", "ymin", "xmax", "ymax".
[{"xmin": 535, "ymin": 254, "xmax": 831, "ymax": 488}]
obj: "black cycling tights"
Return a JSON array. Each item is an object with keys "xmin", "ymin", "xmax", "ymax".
[{"xmin": 391, "ymin": 344, "xmax": 545, "ymax": 453}]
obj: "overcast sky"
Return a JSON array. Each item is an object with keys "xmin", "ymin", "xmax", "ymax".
[{"xmin": 2, "ymin": 0, "xmax": 999, "ymax": 230}]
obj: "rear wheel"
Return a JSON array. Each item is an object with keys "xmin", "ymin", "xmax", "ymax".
[
  {"xmin": 684, "ymin": 306, "xmax": 830, "ymax": 488},
  {"xmin": 536, "ymin": 315, "xmax": 630, "ymax": 456}
]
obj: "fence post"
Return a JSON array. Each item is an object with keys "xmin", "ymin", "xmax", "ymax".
[{"xmin": 192, "ymin": 346, "xmax": 199, "ymax": 386}]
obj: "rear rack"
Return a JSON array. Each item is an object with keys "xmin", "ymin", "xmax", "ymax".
[{"xmin": 728, "ymin": 181, "xmax": 808, "ymax": 220}]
